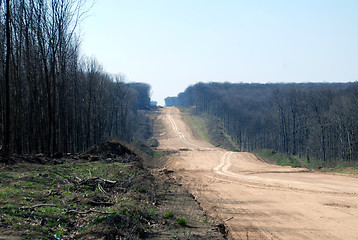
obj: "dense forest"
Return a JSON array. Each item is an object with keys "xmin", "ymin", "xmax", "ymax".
[
  {"xmin": 166, "ymin": 82, "xmax": 358, "ymax": 163},
  {"xmin": 0, "ymin": 0, "xmax": 151, "ymax": 156}
]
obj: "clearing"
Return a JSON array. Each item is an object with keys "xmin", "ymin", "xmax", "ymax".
[
  {"xmin": 0, "ymin": 141, "xmax": 224, "ymax": 239},
  {"xmin": 154, "ymin": 107, "xmax": 358, "ymax": 240}
]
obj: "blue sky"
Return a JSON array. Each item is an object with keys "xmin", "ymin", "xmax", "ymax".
[{"xmin": 80, "ymin": 0, "xmax": 358, "ymax": 105}]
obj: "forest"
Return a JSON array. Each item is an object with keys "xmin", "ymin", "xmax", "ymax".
[
  {"xmin": 166, "ymin": 82, "xmax": 358, "ymax": 164},
  {"xmin": 2, "ymin": 0, "xmax": 358, "ymax": 165},
  {"xmin": 0, "ymin": 0, "xmax": 151, "ymax": 156}
]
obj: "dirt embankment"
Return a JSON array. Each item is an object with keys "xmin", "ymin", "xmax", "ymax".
[{"xmin": 154, "ymin": 107, "xmax": 358, "ymax": 240}]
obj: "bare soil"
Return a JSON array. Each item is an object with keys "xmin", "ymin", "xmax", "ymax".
[{"xmin": 154, "ymin": 107, "xmax": 358, "ymax": 240}]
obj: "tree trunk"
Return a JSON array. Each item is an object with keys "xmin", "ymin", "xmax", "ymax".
[{"xmin": 4, "ymin": 0, "xmax": 11, "ymax": 156}]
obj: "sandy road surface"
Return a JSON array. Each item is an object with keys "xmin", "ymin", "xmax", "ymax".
[{"xmin": 156, "ymin": 107, "xmax": 358, "ymax": 240}]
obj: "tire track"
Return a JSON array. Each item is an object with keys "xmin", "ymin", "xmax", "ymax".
[
  {"xmin": 166, "ymin": 112, "xmax": 278, "ymax": 239},
  {"xmin": 166, "ymin": 110, "xmax": 214, "ymax": 151},
  {"xmin": 213, "ymin": 151, "xmax": 358, "ymax": 194},
  {"xmin": 158, "ymin": 107, "xmax": 358, "ymax": 240}
]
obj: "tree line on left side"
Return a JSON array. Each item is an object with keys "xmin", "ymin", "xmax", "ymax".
[{"xmin": 0, "ymin": 0, "xmax": 151, "ymax": 156}]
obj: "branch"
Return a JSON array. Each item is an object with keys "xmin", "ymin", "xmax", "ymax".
[
  {"xmin": 224, "ymin": 216, "xmax": 233, "ymax": 222},
  {"xmin": 20, "ymin": 204, "xmax": 57, "ymax": 210},
  {"xmin": 98, "ymin": 182, "xmax": 109, "ymax": 196},
  {"xmin": 65, "ymin": 208, "xmax": 113, "ymax": 215}
]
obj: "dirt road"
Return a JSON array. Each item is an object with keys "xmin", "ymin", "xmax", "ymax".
[{"xmin": 156, "ymin": 107, "xmax": 358, "ymax": 240}]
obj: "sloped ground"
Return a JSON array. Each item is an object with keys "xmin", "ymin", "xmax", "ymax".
[
  {"xmin": 156, "ymin": 107, "xmax": 358, "ymax": 240},
  {"xmin": 0, "ymin": 141, "xmax": 225, "ymax": 239}
]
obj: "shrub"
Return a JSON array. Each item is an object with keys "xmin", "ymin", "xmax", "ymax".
[
  {"xmin": 164, "ymin": 211, "xmax": 174, "ymax": 219},
  {"xmin": 177, "ymin": 217, "xmax": 186, "ymax": 226}
]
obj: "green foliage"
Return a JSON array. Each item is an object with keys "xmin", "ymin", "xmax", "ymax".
[
  {"xmin": 148, "ymin": 208, "xmax": 157, "ymax": 216},
  {"xmin": 278, "ymin": 160, "xmax": 301, "ymax": 168},
  {"xmin": 255, "ymin": 149, "xmax": 302, "ymax": 168},
  {"xmin": 332, "ymin": 162, "xmax": 358, "ymax": 174},
  {"xmin": 184, "ymin": 114, "xmax": 210, "ymax": 142},
  {"xmin": 176, "ymin": 217, "xmax": 187, "ymax": 226},
  {"xmin": 164, "ymin": 211, "xmax": 174, "ymax": 219},
  {"xmin": 93, "ymin": 216, "xmax": 107, "ymax": 224},
  {"xmin": 180, "ymin": 107, "xmax": 239, "ymax": 151},
  {"xmin": 0, "ymin": 159, "xmax": 154, "ymax": 238},
  {"xmin": 55, "ymin": 230, "xmax": 64, "ymax": 238},
  {"xmin": 153, "ymin": 150, "xmax": 164, "ymax": 158},
  {"xmin": 255, "ymin": 149, "xmax": 358, "ymax": 172}
]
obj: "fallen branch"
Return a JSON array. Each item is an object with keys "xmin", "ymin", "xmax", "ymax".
[
  {"xmin": 20, "ymin": 204, "xmax": 115, "ymax": 215},
  {"xmin": 79, "ymin": 177, "xmax": 117, "ymax": 185},
  {"xmin": 99, "ymin": 177, "xmax": 117, "ymax": 184},
  {"xmin": 65, "ymin": 209, "xmax": 113, "ymax": 215},
  {"xmin": 224, "ymin": 216, "xmax": 233, "ymax": 222},
  {"xmin": 87, "ymin": 200, "xmax": 115, "ymax": 206},
  {"xmin": 98, "ymin": 183, "xmax": 110, "ymax": 196},
  {"xmin": 20, "ymin": 204, "xmax": 57, "ymax": 210}
]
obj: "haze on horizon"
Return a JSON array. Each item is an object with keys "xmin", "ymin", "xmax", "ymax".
[{"xmin": 81, "ymin": 0, "xmax": 358, "ymax": 105}]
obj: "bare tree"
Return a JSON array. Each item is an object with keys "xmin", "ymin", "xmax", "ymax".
[
  {"xmin": 0, "ymin": 0, "xmax": 152, "ymax": 157},
  {"xmin": 3, "ymin": 0, "xmax": 11, "ymax": 157},
  {"xmin": 172, "ymin": 82, "xmax": 358, "ymax": 164}
]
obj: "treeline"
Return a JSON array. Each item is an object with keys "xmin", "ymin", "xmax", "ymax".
[
  {"xmin": 0, "ymin": 0, "xmax": 151, "ymax": 155},
  {"xmin": 167, "ymin": 82, "xmax": 358, "ymax": 163}
]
